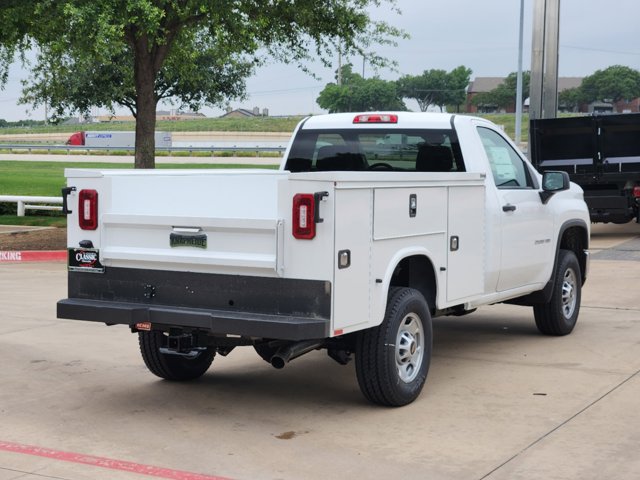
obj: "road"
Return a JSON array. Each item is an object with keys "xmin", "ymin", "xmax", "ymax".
[{"xmin": 0, "ymin": 222, "xmax": 639, "ymax": 480}]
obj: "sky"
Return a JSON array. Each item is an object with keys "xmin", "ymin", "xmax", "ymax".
[{"xmin": 0, "ymin": 0, "xmax": 639, "ymax": 121}]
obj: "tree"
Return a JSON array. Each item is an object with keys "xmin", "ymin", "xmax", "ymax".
[
  {"xmin": 446, "ymin": 66, "xmax": 473, "ymax": 112},
  {"xmin": 317, "ymin": 64, "xmax": 406, "ymax": 112},
  {"xmin": 558, "ymin": 87, "xmax": 582, "ymax": 112},
  {"xmin": 395, "ymin": 66, "xmax": 472, "ymax": 112},
  {"xmin": 0, "ymin": 1, "xmax": 37, "ymax": 85},
  {"xmin": 473, "ymin": 71, "xmax": 530, "ymax": 111},
  {"xmin": 6, "ymin": 1, "xmax": 403, "ymax": 168},
  {"xmin": 580, "ymin": 65, "xmax": 640, "ymax": 104},
  {"xmin": 397, "ymin": 69, "xmax": 447, "ymax": 112}
]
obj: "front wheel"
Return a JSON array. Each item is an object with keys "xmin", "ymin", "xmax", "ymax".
[
  {"xmin": 534, "ymin": 249, "xmax": 582, "ymax": 336},
  {"xmin": 355, "ymin": 287, "xmax": 433, "ymax": 406},
  {"xmin": 138, "ymin": 331, "xmax": 215, "ymax": 381}
]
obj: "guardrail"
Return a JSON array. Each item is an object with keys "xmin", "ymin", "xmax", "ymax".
[
  {"xmin": 0, "ymin": 144, "xmax": 286, "ymax": 155},
  {"xmin": 0, "ymin": 195, "xmax": 63, "ymax": 216}
]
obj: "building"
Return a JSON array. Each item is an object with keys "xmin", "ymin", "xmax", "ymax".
[{"xmin": 614, "ymin": 98, "xmax": 640, "ymax": 114}]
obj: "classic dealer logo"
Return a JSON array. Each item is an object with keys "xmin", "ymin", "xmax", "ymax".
[
  {"xmin": 68, "ymin": 248, "xmax": 105, "ymax": 273},
  {"xmin": 75, "ymin": 250, "xmax": 98, "ymax": 266}
]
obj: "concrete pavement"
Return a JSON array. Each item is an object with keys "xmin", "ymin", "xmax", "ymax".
[{"xmin": 0, "ymin": 224, "xmax": 638, "ymax": 480}]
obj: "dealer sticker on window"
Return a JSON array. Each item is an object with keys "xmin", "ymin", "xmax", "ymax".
[{"xmin": 68, "ymin": 248, "xmax": 105, "ymax": 273}]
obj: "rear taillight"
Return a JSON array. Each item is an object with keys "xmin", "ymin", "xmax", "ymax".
[
  {"xmin": 292, "ymin": 193, "xmax": 315, "ymax": 239},
  {"xmin": 633, "ymin": 186, "xmax": 640, "ymax": 198},
  {"xmin": 78, "ymin": 189, "xmax": 98, "ymax": 230}
]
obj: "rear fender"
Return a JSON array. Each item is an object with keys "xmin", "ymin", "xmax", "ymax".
[{"xmin": 373, "ymin": 248, "xmax": 438, "ymax": 326}]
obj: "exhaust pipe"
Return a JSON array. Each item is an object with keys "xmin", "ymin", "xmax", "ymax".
[{"xmin": 270, "ymin": 339, "xmax": 325, "ymax": 369}]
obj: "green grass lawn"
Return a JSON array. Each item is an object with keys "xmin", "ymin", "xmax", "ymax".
[{"xmin": 0, "ymin": 215, "xmax": 67, "ymax": 227}]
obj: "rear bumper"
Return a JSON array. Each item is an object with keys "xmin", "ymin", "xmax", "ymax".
[
  {"xmin": 57, "ymin": 298, "xmax": 329, "ymax": 340},
  {"xmin": 57, "ymin": 266, "xmax": 331, "ymax": 341}
]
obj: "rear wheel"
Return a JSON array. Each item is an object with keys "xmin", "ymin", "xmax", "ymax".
[
  {"xmin": 356, "ymin": 287, "xmax": 432, "ymax": 406},
  {"xmin": 138, "ymin": 331, "xmax": 215, "ymax": 380},
  {"xmin": 534, "ymin": 249, "xmax": 581, "ymax": 336}
]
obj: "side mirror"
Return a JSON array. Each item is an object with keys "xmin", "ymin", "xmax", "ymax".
[{"xmin": 540, "ymin": 171, "xmax": 570, "ymax": 204}]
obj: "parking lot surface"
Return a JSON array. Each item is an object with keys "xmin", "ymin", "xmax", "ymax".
[{"xmin": 1, "ymin": 223, "xmax": 639, "ymax": 480}]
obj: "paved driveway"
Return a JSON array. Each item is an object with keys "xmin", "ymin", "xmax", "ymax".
[{"xmin": 0, "ymin": 223, "xmax": 639, "ymax": 480}]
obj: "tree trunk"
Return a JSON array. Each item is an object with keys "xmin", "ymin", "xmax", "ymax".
[{"xmin": 133, "ymin": 40, "xmax": 158, "ymax": 169}]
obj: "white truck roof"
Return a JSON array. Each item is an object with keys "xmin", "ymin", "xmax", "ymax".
[{"xmin": 299, "ymin": 112, "xmax": 473, "ymax": 130}]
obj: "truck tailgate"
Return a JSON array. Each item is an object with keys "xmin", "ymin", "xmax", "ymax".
[{"xmin": 66, "ymin": 169, "xmax": 287, "ymax": 275}]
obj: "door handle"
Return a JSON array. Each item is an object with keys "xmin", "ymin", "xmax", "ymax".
[
  {"xmin": 61, "ymin": 186, "xmax": 76, "ymax": 214},
  {"xmin": 502, "ymin": 204, "xmax": 516, "ymax": 212}
]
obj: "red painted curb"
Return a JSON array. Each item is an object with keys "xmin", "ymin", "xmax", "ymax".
[
  {"xmin": 0, "ymin": 440, "xmax": 231, "ymax": 480},
  {"xmin": 0, "ymin": 250, "xmax": 66, "ymax": 262}
]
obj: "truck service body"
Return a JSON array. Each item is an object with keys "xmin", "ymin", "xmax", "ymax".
[{"xmin": 58, "ymin": 112, "xmax": 590, "ymax": 406}]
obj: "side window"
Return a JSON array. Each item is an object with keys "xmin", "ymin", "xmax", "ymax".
[{"xmin": 477, "ymin": 127, "xmax": 533, "ymax": 188}]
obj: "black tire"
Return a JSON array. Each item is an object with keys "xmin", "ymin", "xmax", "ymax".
[
  {"xmin": 534, "ymin": 249, "xmax": 581, "ymax": 336},
  {"xmin": 355, "ymin": 287, "xmax": 433, "ymax": 407},
  {"xmin": 138, "ymin": 331, "xmax": 215, "ymax": 381}
]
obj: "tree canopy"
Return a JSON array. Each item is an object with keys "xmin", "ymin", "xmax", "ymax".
[
  {"xmin": 579, "ymin": 65, "xmax": 640, "ymax": 104},
  {"xmin": 316, "ymin": 64, "xmax": 406, "ymax": 112},
  {"xmin": 558, "ymin": 87, "xmax": 582, "ymax": 112},
  {"xmin": 0, "ymin": 1, "xmax": 36, "ymax": 85},
  {"xmin": 2, "ymin": 0, "xmax": 403, "ymax": 168},
  {"xmin": 396, "ymin": 66, "xmax": 471, "ymax": 112}
]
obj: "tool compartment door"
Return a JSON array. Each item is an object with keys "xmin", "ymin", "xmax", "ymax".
[
  {"xmin": 332, "ymin": 188, "xmax": 373, "ymax": 333},
  {"xmin": 446, "ymin": 184, "xmax": 485, "ymax": 301}
]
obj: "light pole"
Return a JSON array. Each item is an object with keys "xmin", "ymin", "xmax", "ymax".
[
  {"xmin": 515, "ymin": 0, "xmax": 525, "ymax": 145},
  {"xmin": 530, "ymin": 0, "xmax": 560, "ymax": 120}
]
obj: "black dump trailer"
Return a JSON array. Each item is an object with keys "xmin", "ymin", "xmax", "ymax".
[{"xmin": 530, "ymin": 113, "xmax": 640, "ymax": 224}]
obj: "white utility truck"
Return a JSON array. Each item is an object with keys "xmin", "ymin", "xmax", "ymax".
[{"xmin": 58, "ymin": 113, "xmax": 590, "ymax": 406}]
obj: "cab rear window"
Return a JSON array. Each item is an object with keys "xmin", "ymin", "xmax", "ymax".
[{"xmin": 285, "ymin": 128, "xmax": 465, "ymax": 172}]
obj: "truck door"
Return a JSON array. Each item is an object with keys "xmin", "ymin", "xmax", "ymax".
[{"xmin": 476, "ymin": 127, "xmax": 554, "ymax": 292}]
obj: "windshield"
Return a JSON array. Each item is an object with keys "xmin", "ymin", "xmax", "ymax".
[{"xmin": 284, "ymin": 128, "xmax": 465, "ymax": 172}]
